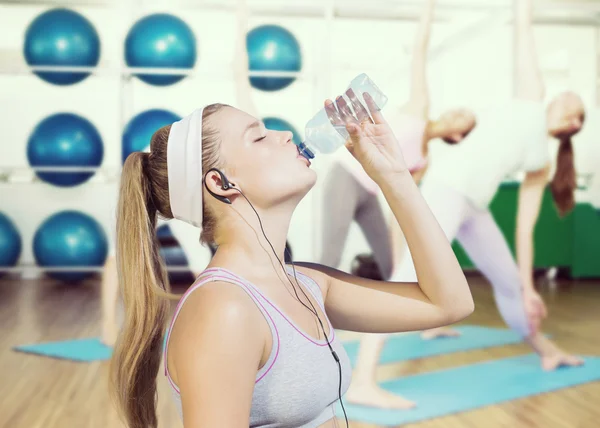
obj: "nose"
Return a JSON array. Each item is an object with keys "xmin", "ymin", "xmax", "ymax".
[
  {"xmin": 571, "ymin": 118, "xmax": 582, "ymax": 131},
  {"xmin": 281, "ymin": 130, "xmax": 293, "ymax": 145}
]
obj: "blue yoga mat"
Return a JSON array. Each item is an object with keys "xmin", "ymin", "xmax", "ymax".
[
  {"xmin": 13, "ymin": 338, "xmax": 113, "ymax": 362},
  {"xmin": 343, "ymin": 325, "xmax": 525, "ymax": 366},
  {"xmin": 338, "ymin": 354, "xmax": 599, "ymax": 426}
]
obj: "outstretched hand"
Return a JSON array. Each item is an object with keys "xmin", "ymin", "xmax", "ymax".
[{"xmin": 325, "ymin": 89, "xmax": 408, "ymax": 183}]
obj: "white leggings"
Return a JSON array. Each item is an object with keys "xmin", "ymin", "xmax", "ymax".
[
  {"xmin": 320, "ymin": 163, "xmax": 393, "ymax": 280},
  {"xmin": 392, "ymin": 179, "xmax": 530, "ymax": 337}
]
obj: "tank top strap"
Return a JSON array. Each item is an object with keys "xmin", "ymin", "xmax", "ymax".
[
  {"xmin": 163, "ymin": 268, "xmax": 281, "ymax": 394},
  {"xmin": 285, "ymin": 265, "xmax": 326, "ymax": 310}
]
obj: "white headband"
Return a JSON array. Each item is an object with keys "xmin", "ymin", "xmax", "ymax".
[{"xmin": 166, "ymin": 108, "xmax": 205, "ymax": 228}]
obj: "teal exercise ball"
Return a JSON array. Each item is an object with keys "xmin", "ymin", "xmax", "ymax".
[
  {"xmin": 0, "ymin": 213, "xmax": 22, "ymax": 277},
  {"xmin": 122, "ymin": 109, "xmax": 181, "ymax": 163},
  {"xmin": 125, "ymin": 13, "xmax": 197, "ymax": 86},
  {"xmin": 33, "ymin": 211, "xmax": 108, "ymax": 282},
  {"xmin": 27, "ymin": 113, "xmax": 104, "ymax": 187},
  {"xmin": 247, "ymin": 25, "xmax": 302, "ymax": 91},
  {"xmin": 24, "ymin": 8, "xmax": 100, "ymax": 85}
]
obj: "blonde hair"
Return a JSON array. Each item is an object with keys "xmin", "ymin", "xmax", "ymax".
[{"xmin": 110, "ymin": 103, "xmax": 226, "ymax": 428}]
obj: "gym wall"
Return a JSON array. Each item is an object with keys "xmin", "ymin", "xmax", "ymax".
[{"xmin": 0, "ymin": 2, "xmax": 597, "ymax": 276}]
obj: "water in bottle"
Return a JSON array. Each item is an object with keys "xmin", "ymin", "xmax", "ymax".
[{"xmin": 297, "ymin": 73, "xmax": 388, "ymax": 160}]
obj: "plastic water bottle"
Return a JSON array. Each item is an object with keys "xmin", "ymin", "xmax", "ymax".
[{"xmin": 297, "ymin": 73, "xmax": 388, "ymax": 160}]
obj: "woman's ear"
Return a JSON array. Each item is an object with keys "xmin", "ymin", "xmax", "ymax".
[{"xmin": 204, "ymin": 169, "xmax": 240, "ymax": 203}]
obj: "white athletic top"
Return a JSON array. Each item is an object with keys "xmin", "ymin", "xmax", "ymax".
[{"xmin": 425, "ymin": 99, "xmax": 550, "ymax": 209}]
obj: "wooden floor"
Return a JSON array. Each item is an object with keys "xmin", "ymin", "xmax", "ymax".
[{"xmin": 1, "ymin": 273, "xmax": 598, "ymax": 428}]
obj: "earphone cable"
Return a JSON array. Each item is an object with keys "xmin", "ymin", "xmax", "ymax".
[{"xmin": 233, "ymin": 188, "xmax": 349, "ymax": 428}]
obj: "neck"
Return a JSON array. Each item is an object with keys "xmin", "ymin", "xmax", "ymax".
[
  {"xmin": 424, "ymin": 120, "xmax": 445, "ymax": 141},
  {"xmin": 211, "ymin": 202, "xmax": 293, "ymax": 280}
]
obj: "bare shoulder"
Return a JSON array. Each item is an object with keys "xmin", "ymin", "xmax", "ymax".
[
  {"xmin": 168, "ymin": 280, "xmax": 266, "ymax": 376},
  {"xmin": 172, "ymin": 281, "xmax": 264, "ymax": 340}
]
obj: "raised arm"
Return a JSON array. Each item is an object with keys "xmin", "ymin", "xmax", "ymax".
[
  {"xmin": 299, "ymin": 170, "xmax": 473, "ymax": 333},
  {"xmin": 234, "ymin": 0, "xmax": 259, "ymax": 118},
  {"xmin": 298, "ymin": 96, "xmax": 473, "ymax": 334},
  {"xmin": 514, "ymin": 0, "xmax": 545, "ymax": 101},
  {"xmin": 404, "ymin": 0, "xmax": 436, "ymax": 118}
]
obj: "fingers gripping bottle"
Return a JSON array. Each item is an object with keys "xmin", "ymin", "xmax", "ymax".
[{"xmin": 297, "ymin": 73, "xmax": 388, "ymax": 160}]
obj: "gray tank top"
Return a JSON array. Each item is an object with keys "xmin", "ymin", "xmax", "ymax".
[{"xmin": 164, "ymin": 266, "xmax": 352, "ymax": 427}]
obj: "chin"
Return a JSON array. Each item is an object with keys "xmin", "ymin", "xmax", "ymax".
[
  {"xmin": 276, "ymin": 169, "xmax": 317, "ymax": 204},
  {"xmin": 299, "ymin": 169, "xmax": 318, "ymax": 193},
  {"xmin": 298, "ymin": 169, "xmax": 317, "ymax": 196},
  {"xmin": 549, "ymin": 123, "xmax": 577, "ymax": 138}
]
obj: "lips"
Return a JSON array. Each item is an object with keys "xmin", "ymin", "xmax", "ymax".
[
  {"xmin": 297, "ymin": 153, "xmax": 311, "ymax": 167},
  {"xmin": 296, "ymin": 145, "xmax": 311, "ymax": 167}
]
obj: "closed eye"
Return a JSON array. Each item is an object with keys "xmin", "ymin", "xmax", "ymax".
[{"xmin": 255, "ymin": 136, "xmax": 266, "ymax": 142}]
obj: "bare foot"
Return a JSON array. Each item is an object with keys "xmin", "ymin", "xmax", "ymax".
[
  {"xmin": 421, "ymin": 327, "xmax": 461, "ymax": 340},
  {"xmin": 526, "ymin": 334, "xmax": 584, "ymax": 371},
  {"xmin": 541, "ymin": 352, "xmax": 584, "ymax": 371},
  {"xmin": 345, "ymin": 383, "xmax": 416, "ymax": 409}
]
